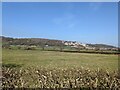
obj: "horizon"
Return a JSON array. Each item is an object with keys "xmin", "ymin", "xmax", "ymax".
[
  {"xmin": 2, "ymin": 2, "xmax": 118, "ymax": 47},
  {"xmin": 1, "ymin": 35, "xmax": 117, "ymax": 47}
]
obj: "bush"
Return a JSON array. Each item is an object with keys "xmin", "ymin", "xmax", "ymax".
[
  {"xmin": 2, "ymin": 67, "xmax": 120, "ymax": 89},
  {"xmin": 24, "ymin": 46, "xmax": 36, "ymax": 50}
]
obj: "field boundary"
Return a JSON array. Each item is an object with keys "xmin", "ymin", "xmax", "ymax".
[{"xmin": 45, "ymin": 49, "xmax": 120, "ymax": 55}]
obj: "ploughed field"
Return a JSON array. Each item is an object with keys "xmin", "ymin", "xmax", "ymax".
[{"xmin": 2, "ymin": 49, "xmax": 120, "ymax": 89}]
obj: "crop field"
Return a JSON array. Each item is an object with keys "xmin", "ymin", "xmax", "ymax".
[{"xmin": 2, "ymin": 49, "xmax": 120, "ymax": 89}]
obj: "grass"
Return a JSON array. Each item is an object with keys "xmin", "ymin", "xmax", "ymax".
[
  {"xmin": 2, "ymin": 67, "xmax": 120, "ymax": 88},
  {"xmin": 2, "ymin": 49, "xmax": 120, "ymax": 88},
  {"xmin": 2, "ymin": 49, "xmax": 118, "ymax": 72}
]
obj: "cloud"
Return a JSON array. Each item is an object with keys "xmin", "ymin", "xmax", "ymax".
[
  {"xmin": 52, "ymin": 18, "xmax": 63, "ymax": 25},
  {"xmin": 89, "ymin": 2, "xmax": 103, "ymax": 11},
  {"xmin": 52, "ymin": 13, "xmax": 76, "ymax": 29},
  {"xmin": 68, "ymin": 23, "xmax": 75, "ymax": 28}
]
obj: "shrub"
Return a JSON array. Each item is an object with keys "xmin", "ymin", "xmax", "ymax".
[{"xmin": 2, "ymin": 67, "xmax": 120, "ymax": 89}]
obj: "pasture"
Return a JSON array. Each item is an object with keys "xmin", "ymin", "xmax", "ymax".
[
  {"xmin": 2, "ymin": 49, "xmax": 120, "ymax": 88},
  {"xmin": 2, "ymin": 49, "xmax": 118, "ymax": 71}
]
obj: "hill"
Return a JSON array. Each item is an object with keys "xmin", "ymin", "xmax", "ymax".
[
  {"xmin": 1, "ymin": 36, "xmax": 63, "ymax": 46},
  {"xmin": 86, "ymin": 44, "xmax": 116, "ymax": 49},
  {"xmin": 1, "ymin": 36, "xmax": 117, "ymax": 50}
]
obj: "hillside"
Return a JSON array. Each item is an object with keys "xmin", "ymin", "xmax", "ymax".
[
  {"xmin": 86, "ymin": 44, "xmax": 116, "ymax": 49},
  {"xmin": 1, "ymin": 36, "xmax": 117, "ymax": 49},
  {"xmin": 1, "ymin": 36, "xmax": 63, "ymax": 46}
]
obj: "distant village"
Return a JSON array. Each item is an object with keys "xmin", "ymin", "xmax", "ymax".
[
  {"xmin": 1, "ymin": 36, "xmax": 119, "ymax": 51},
  {"xmin": 62, "ymin": 41, "xmax": 118, "ymax": 51}
]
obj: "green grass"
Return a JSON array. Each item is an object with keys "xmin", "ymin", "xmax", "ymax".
[{"xmin": 2, "ymin": 49, "xmax": 118, "ymax": 71}]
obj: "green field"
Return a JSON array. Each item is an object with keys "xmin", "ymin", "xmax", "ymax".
[
  {"xmin": 2, "ymin": 49, "xmax": 118, "ymax": 71},
  {"xmin": 2, "ymin": 49, "xmax": 120, "ymax": 88}
]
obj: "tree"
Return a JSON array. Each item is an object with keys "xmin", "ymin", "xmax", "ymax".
[
  {"xmin": 59, "ymin": 42, "xmax": 64, "ymax": 52},
  {"xmin": 39, "ymin": 41, "xmax": 48, "ymax": 51}
]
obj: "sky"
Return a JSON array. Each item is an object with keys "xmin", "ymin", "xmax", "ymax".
[{"xmin": 2, "ymin": 2, "xmax": 118, "ymax": 46}]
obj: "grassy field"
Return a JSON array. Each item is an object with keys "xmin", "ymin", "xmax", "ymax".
[
  {"xmin": 2, "ymin": 49, "xmax": 120, "ymax": 88},
  {"xmin": 2, "ymin": 49, "xmax": 118, "ymax": 71}
]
